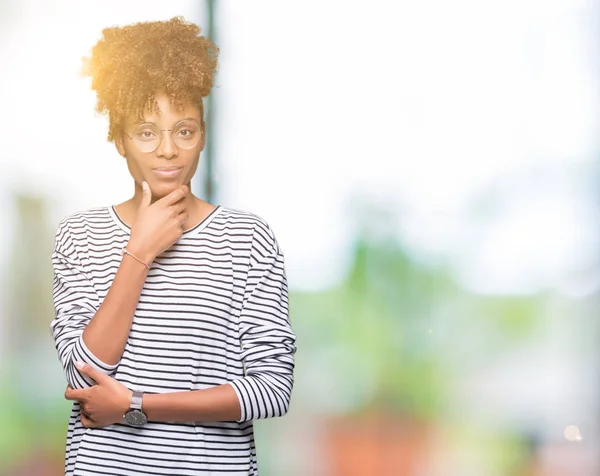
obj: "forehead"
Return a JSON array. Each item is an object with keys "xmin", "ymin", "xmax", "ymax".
[{"xmin": 129, "ymin": 94, "xmax": 203, "ymax": 126}]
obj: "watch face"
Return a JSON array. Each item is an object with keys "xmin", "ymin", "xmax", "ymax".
[{"xmin": 125, "ymin": 409, "xmax": 148, "ymax": 426}]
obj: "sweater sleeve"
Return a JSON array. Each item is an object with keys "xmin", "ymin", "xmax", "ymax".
[
  {"xmin": 229, "ymin": 224, "xmax": 296, "ymax": 422},
  {"xmin": 50, "ymin": 220, "xmax": 119, "ymax": 389}
]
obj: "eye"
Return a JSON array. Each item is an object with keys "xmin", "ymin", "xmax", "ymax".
[
  {"xmin": 134, "ymin": 128, "xmax": 158, "ymax": 140},
  {"xmin": 174, "ymin": 122, "xmax": 200, "ymax": 140}
]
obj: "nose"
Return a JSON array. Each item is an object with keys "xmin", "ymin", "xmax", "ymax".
[{"xmin": 156, "ymin": 130, "xmax": 178, "ymax": 160}]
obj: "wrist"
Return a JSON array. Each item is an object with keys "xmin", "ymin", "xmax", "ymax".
[
  {"xmin": 124, "ymin": 241, "xmax": 154, "ymax": 265},
  {"xmin": 124, "ymin": 390, "xmax": 148, "ymax": 426},
  {"xmin": 122, "ymin": 389, "xmax": 134, "ymax": 415},
  {"xmin": 122, "ymin": 249, "xmax": 151, "ymax": 270}
]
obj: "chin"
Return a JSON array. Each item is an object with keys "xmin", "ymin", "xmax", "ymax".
[{"xmin": 149, "ymin": 180, "xmax": 186, "ymax": 198}]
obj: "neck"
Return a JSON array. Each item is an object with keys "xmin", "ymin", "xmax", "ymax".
[
  {"xmin": 116, "ymin": 182, "xmax": 204, "ymax": 229},
  {"xmin": 130, "ymin": 182, "xmax": 196, "ymax": 208}
]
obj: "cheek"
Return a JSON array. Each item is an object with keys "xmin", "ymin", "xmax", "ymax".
[
  {"xmin": 124, "ymin": 157, "xmax": 145, "ymax": 181},
  {"xmin": 184, "ymin": 154, "xmax": 201, "ymax": 179},
  {"xmin": 122, "ymin": 143, "xmax": 146, "ymax": 178}
]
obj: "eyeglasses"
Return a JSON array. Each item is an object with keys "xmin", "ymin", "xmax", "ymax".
[{"xmin": 124, "ymin": 119, "xmax": 203, "ymax": 153}]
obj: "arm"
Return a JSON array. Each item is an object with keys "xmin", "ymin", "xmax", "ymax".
[
  {"xmin": 147, "ymin": 241, "xmax": 296, "ymax": 423},
  {"xmin": 52, "ymin": 184, "xmax": 190, "ymax": 390},
  {"xmin": 67, "ymin": 225, "xmax": 297, "ymax": 425},
  {"xmin": 82, "ymin": 183, "xmax": 194, "ymax": 365},
  {"xmin": 228, "ymin": 239, "xmax": 296, "ymax": 421},
  {"xmin": 66, "ymin": 363, "xmax": 242, "ymax": 425},
  {"xmin": 143, "ymin": 384, "xmax": 241, "ymax": 422},
  {"xmin": 50, "ymin": 221, "xmax": 148, "ymax": 389},
  {"xmin": 79, "ymin": 253, "xmax": 148, "ymax": 365}
]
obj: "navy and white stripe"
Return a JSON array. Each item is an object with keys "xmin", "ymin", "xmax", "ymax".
[{"xmin": 50, "ymin": 205, "xmax": 296, "ymax": 476}]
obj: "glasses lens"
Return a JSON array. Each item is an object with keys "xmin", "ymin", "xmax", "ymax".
[
  {"xmin": 173, "ymin": 121, "xmax": 202, "ymax": 150},
  {"xmin": 131, "ymin": 125, "xmax": 160, "ymax": 153}
]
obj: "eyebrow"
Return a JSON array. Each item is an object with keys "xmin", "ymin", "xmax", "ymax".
[{"xmin": 132, "ymin": 117, "xmax": 199, "ymax": 128}]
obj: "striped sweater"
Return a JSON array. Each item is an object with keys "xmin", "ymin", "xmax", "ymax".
[{"xmin": 50, "ymin": 205, "xmax": 296, "ymax": 475}]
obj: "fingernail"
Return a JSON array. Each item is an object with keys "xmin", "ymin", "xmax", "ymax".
[
  {"xmin": 75, "ymin": 361, "xmax": 85, "ymax": 369},
  {"xmin": 142, "ymin": 181, "xmax": 148, "ymax": 191}
]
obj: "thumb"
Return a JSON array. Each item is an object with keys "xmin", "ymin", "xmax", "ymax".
[
  {"xmin": 140, "ymin": 181, "xmax": 152, "ymax": 208},
  {"xmin": 75, "ymin": 361, "xmax": 105, "ymax": 384}
]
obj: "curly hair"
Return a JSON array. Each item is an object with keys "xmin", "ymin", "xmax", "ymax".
[{"xmin": 82, "ymin": 16, "xmax": 218, "ymax": 141}]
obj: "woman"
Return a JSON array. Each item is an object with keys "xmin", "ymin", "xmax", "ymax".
[{"xmin": 50, "ymin": 17, "xmax": 296, "ymax": 476}]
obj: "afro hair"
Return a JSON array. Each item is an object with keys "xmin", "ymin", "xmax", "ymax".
[{"xmin": 82, "ymin": 16, "xmax": 218, "ymax": 141}]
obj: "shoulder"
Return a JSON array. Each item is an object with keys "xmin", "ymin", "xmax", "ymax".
[
  {"xmin": 216, "ymin": 206, "xmax": 281, "ymax": 256},
  {"xmin": 54, "ymin": 207, "xmax": 112, "ymax": 245}
]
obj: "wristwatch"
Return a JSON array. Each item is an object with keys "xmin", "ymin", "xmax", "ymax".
[{"xmin": 124, "ymin": 391, "xmax": 148, "ymax": 426}]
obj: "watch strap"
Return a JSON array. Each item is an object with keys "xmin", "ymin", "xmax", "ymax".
[{"xmin": 130, "ymin": 390, "xmax": 144, "ymax": 411}]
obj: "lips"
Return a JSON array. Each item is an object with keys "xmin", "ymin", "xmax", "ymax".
[{"xmin": 152, "ymin": 167, "xmax": 183, "ymax": 179}]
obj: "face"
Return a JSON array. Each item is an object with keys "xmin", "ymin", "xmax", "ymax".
[{"xmin": 116, "ymin": 92, "xmax": 205, "ymax": 198}]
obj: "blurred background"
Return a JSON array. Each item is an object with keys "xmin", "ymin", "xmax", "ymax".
[{"xmin": 1, "ymin": 1, "xmax": 599, "ymax": 474}]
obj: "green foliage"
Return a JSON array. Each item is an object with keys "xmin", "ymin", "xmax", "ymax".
[
  {"xmin": 292, "ymin": 231, "xmax": 544, "ymax": 421},
  {"xmin": 0, "ymin": 366, "xmax": 70, "ymax": 468},
  {"xmin": 293, "ymin": 236, "xmax": 451, "ymax": 419},
  {"xmin": 472, "ymin": 296, "xmax": 543, "ymax": 340}
]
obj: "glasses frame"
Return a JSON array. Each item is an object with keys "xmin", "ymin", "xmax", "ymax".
[{"xmin": 124, "ymin": 119, "xmax": 203, "ymax": 153}]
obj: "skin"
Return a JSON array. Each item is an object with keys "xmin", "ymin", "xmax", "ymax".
[
  {"xmin": 66, "ymin": 362, "xmax": 241, "ymax": 427},
  {"xmin": 114, "ymin": 92, "xmax": 217, "ymax": 243},
  {"xmin": 65, "ymin": 93, "xmax": 242, "ymax": 426}
]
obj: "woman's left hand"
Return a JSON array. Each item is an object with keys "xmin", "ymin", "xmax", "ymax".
[{"xmin": 64, "ymin": 361, "xmax": 133, "ymax": 428}]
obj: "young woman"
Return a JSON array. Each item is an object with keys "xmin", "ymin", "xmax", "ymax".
[{"xmin": 50, "ymin": 17, "xmax": 296, "ymax": 476}]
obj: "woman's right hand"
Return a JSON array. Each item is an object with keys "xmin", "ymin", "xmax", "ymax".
[{"xmin": 127, "ymin": 181, "xmax": 189, "ymax": 264}]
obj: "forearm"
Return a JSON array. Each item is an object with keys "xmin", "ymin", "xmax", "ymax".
[
  {"xmin": 143, "ymin": 384, "xmax": 241, "ymax": 423},
  {"xmin": 82, "ymin": 255, "xmax": 149, "ymax": 365}
]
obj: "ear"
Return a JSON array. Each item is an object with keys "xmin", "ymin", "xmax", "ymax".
[{"xmin": 115, "ymin": 132, "xmax": 126, "ymax": 157}]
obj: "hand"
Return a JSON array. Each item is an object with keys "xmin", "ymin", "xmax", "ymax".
[
  {"xmin": 127, "ymin": 181, "xmax": 189, "ymax": 263},
  {"xmin": 65, "ymin": 361, "xmax": 133, "ymax": 428}
]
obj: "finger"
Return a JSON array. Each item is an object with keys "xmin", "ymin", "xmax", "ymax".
[
  {"xmin": 75, "ymin": 361, "xmax": 107, "ymax": 384},
  {"xmin": 159, "ymin": 185, "xmax": 189, "ymax": 207},
  {"xmin": 140, "ymin": 181, "xmax": 152, "ymax": 208},
  {"xmin": 140, "ymin": 181, "xmax": 152, "ymax": 209},
  {"xmin": 80, "ymin": 413, "xmax": 95, "ymax": 428},
  {"xmin": 170, "ymin": 200, "xmax": 187, "ymax": 215},
  {"xmin": 65, "ymin": 387, "xmax": 89, "ymax": 402},
  {"xmin": 168, "ymin": 204, "xmax": 187, "ymax": 223},
  {"xmin": 65, "ymin": 391, "xmax": 88, "ymax": 402},
  {"xmin": 178, "ymin": 212, "xmax": 189, "ymax": 230}
]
